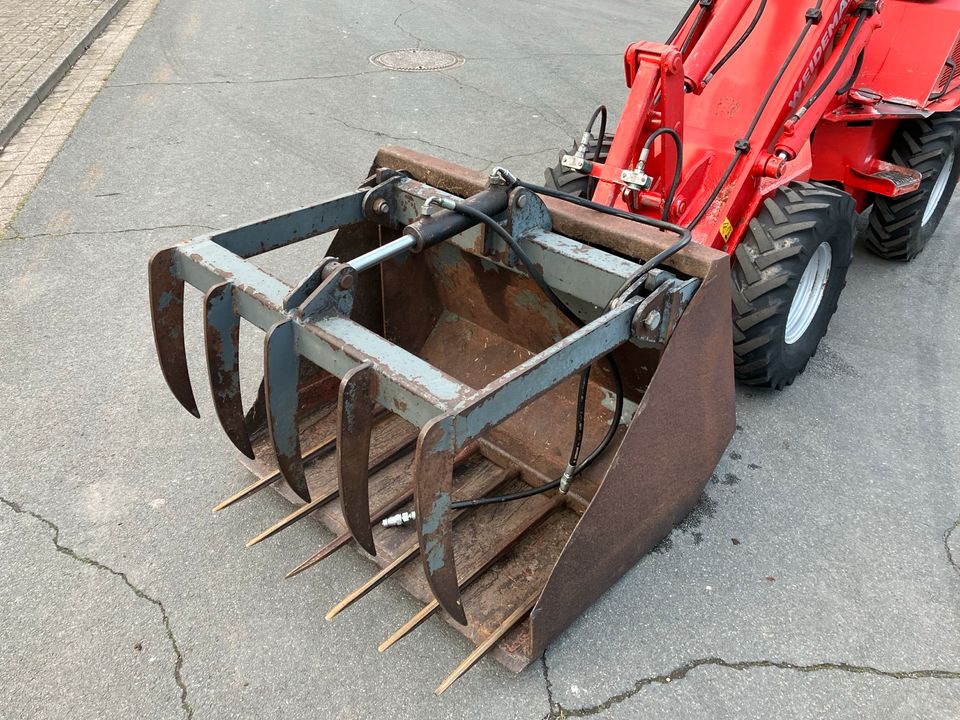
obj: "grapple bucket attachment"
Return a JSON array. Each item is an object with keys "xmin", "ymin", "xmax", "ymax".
[{"xmin": 148, "ymin": 146, "xmax": 735, "ymax": 689}]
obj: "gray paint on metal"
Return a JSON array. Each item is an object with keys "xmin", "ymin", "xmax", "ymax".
[{"xmin": 210, "ymin": 190, "xmax": 367, "ymax": 258}]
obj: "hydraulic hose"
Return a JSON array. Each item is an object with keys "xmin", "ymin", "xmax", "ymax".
[
  {"xmin": 703, "ymin": 0, "xmax": 767, "ymax": 86},
  {"xmin": 667, "ymin": 0, "xmax": 700, "ymax": 44},
  {"xmin": 680, "ymin": 3, "xmax": 710, "ymax": 55},
  {"xmin": 585, "ymin": 104, "xmax": 608, "ymax": 198},
  {"xmin": 790, "ymin": 8, "xmax": 870, "ymax": 122},
  {"xmin": 639, "ymin": 127, "xmax": 683, "ymax": 221},
  {"xmin": 688, "ymin": 0, "xmax": 824, "ymax": 229},
  {"xmin": 440, "ymin": 200, "xmax": 626, "ymax": 508}
]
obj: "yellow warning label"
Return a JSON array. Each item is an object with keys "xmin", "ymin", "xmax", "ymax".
[{"xmin": 720, "ymin": 217, "xmax": 734, "ymax": 242}]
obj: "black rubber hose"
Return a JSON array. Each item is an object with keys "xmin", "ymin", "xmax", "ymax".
[
  {"xmin": 688, "ymin": 0, "xmax": 824, "ymax": 230},
  {"xmin": 680, "ymin": 4, "xmax": 710, "ymax": 55},
  {"xmin": 836, "ymin": 49, "xmax": 864, "ymax": 96},
  {"xmin": 511, "ymin": 177, "xmax": 692, "ymax": 296},
  {"xmin": 703, "ymin": 0, "xmax": 767, "ymax": 86},
  {"xmin": 586, "ymin": 105, "xmax": 608, "ymax": 199},
  {"xmin": 745, "ymin": 0, "xmax": 822, "ymax": 141},
  {"xmin": 641, "ymin": 127, "xmax": 684, "ymax": 221},
  {"xmin": 793, "ymin": 9, "xmax": 869, "ymax": 118},
  {"xmin": 444, "ymin": 201, "xmax": 626, "ymax": 508},
  {"xmin": 667, "ymin": 0, "xmax": 700, "ymax": 44},
  {"xmin": 452, "ymin": 480, "xmax": 561, "ymax": 509},
  {"xmin": 685, "ymin": 148, "xmax": 743, "ymax": 230},
  {"xmin": 513, "ymin": 177, "xmax": 692, "ymax": 242},
  {"xmin": 449, "ymin": 202, "xmax": 582, "ymax": 327}
]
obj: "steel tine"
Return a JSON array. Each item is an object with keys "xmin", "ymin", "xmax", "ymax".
[
  {"xmin": 148, "ymin": 248, "xmax": 199, "ymax": 417},
  {"xmin": 204, "ymin": 282, "xmax": 255, "ymax": 459},
  {"xmin": 284, "ymin": 533, "xmax": 352, "ymax": 578},
  {"xmin": 246, "ymin": 487, "xmax": 340, "ymax": 547},
  {"xmin": 379, "ymin": 602, "xmax": 436, "ymax": 652},
  {"xmin": 212, "ymin": 434, "xmax": 337, "ymax": 513},
  {"xmin": 434, "ymin": 593, "xmax": 539, "ymax": 696},
  {"xmin": 284, "ymin": 436, "xmax": 419, "ymax": 576},
  {"xmin": 325, "ymin": 544, "xmax": 419, "ymax": 620},
  {"xmin": 263, "ymin": 319, "xmax": 310, "ymax": 502},
  {"xmin": 414, "ymin": 419, "xmax": 466, "ymax": 625},
  {"xmin": 247, "ymin": 435, "xmax": 417, "ymax": 547},
  {"xmin": 381, "ymin": 493, "xmax": 559, "ymax": 652},
  {"xmin": 286, "ymin": 477, "xmax": 413, "ymax": 578},
  {"xmin": 325, "ymin": 464, "xmax": 519, "ymax": 619},
  {"xmin": 337, "ymin": 362, "xmax": 380, "ymax": 555}
]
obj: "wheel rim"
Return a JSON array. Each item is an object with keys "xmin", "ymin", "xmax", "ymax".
[
  {"xmin": 785, "ymin": 242, "xmax": 832, "ymax": 345},
  {"xmin": 922, "ymin": 150, "xmax": 955, "ymax": 227}
]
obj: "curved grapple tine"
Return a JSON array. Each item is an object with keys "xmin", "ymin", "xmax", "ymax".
[
  {"xmin": 263, "ymin": 319, "xmax": 310, "ymax": 503},
  {"xmin": 148, "ymin": 248, "xmax": 199, "ymax": 417},
  {"xmin": 337, "ymin": 362, "xmax": 380, "ymax": 555},
  {"xmin": 414, "ymin": 419, "xmax": 466, "ymax": 625},
  {"xmin": 204, "ymin": 282, "xmax": 255, "ymax": 459}
]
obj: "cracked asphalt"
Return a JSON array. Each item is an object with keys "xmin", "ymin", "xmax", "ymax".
[{"xmin": 1, "ymin": 1, "xmax": 959, "ymax": 718}]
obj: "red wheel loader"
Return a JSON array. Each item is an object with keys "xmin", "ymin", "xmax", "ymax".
[{"xmin": 149, "ymin": 0, "xmax": 960, "ymax": 692}]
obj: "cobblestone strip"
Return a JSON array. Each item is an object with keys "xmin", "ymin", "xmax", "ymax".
[
  {"xmin": 0, "ymin": 0, "xmax": 159, "ymax": 234},
  {"xmin": 0, "ymin": 0, "xmax": 128, "ymax": 147}
]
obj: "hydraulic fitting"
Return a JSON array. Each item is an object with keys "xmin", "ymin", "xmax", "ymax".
[
  {"xmin": 382, "ymin": 511, "xmax": 417, "ymax": 528},
  {"xmin": 620, "ymin": 147, "xmax": 654, "ymax": 191}
]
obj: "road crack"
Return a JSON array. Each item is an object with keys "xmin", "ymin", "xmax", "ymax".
[
  {"xmin": 11, "ymin": 223, "xmax": 215, "ymax": 240},
  {"xmin": 106, "ymin": 69, "xmax": 384, "ymax": 88},
  {"xmin": 438, "ymin": 71, "xmax": 575, "ymax": 137},
  {"xmin": 393, "ymin": 2, "xmax": 424, "ymax": 48},
  {"xmin": 946, "ymin": 513, "xmax": 960, "ymax": 579},
  {"xmin": 542, "ymin": 650, "xmax": 557, "ymax": 716},
  {"xmin": 0, "ymin": 497, "xmax": 193, "ymax": 720},
  {"xmin": 324, "ymin": 113, "xmax": 490, "ymax": 164},
  {"xmin": 543, "ymin": 656, "xmax": 960, "ymax": 717}
]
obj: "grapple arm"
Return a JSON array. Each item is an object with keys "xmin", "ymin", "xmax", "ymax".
[{"xmin": 149, "ymin": 147, "xmax": 735, "ymax": 681}]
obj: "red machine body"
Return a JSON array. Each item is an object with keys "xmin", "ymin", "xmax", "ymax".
[{"xmin": 585, "ymin": 0, "xmax": 960, "ymax": 254}]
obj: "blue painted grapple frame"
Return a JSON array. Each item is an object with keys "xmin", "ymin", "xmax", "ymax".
[{"xmin": 148, "ymin": 146, "xmax": 735, "ymax": 683}]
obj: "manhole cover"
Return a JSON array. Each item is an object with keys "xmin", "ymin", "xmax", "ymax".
[{"xmin": 370, "ymin": 48, "xmax": 464, "ymax": 72}]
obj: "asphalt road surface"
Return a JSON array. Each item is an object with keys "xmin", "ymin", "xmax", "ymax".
[{"xmin": 1, "ymin": 1, "xmax": 958, "ymax": 718}]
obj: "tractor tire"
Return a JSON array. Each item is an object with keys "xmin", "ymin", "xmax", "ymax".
[
  {"xmin": 732, "ymin": 182, "xmax": 856, "ymax": 389},
  {"xmin": 544, "ymin": 135, "xmax": 611, "ymax": 199},
  {"xmin": 865, "ymin": 111, "xmax": 960, "ymax": 261}
]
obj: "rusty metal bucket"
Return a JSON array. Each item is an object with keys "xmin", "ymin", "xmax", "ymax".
[{"xmin": 148, "ymin": 146, "xmax": 735, "ymax": 691}]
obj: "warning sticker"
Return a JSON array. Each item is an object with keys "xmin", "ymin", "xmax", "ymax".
[{"xmin": 720, "ymin": 217, "xmax": 734, "ymax": 242}]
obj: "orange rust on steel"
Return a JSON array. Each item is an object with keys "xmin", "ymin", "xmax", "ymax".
[
  {"xmin": 325, "ymin": 544, "xmax": 420, "ymax": 620},
  {"xmin": 435, "ymin": 591, "xmax": 539, "ymax": 695},
  {"xmin": 245, "ymin": 434, "xmax": 418, "ymax": 547},
  {"xmin": 288, "ymin": 440, "xmax": 488, "ymax": 578},
  {"xmin": 372, "ymin": 146, "xmax": 719, "ymax": 278},
  {"xmin": 285, "ymin": 486, "xmax": 414, "ymax": 578},
  {"xmin": 213, "ymin": 435, "xmax": 336, "ymax": 513},
  {"xmin": 323, "ymin": 465, "xmax": 521, "ymax": 617},
  {"xmin": 379, "ymin": 494, "xmax": 562, "ymax": 652},
  {"xmin": 204, "ymin": 282, "xmax": 255, "ymax": 459},
  {"xmin": 336, "ymin": 363, "xmax": 381, "ymax": 555},
  {"xmin": 528, "ymin": 256, "xmax": 735, "ymax": 659},
  {"xmin": 412, "ymin": 419, "xmax": 464, "ymax": 624},
  {"xmin": 148, "ymin": 247, "xmax": 198, "ymax": 417},
  {"xmin": 213, "ymin": 408, "xmax": 391, "ymax": 513}
]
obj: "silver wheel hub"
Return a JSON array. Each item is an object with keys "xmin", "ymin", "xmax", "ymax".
[
  {"xmin": 785, "ymin": 242, "xmax": 832, "ymax": 345},
  {"xmin": 922, "ymin": 150, "xmax": 955, "ymax": 227}
]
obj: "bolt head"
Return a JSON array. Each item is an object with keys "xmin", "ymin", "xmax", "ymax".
[
  {"xmin": 373, "ymin": 199, "xmax": 390, "ymax": 215},
  {"xmin": 516, "ymin": 194, "xmax": 527, "ymax": 208},
  {"xmin": 338, "ymin": 273, "xmax": 355, "ymax": 290},
  {"xmin": 644, "ymin": 310, "xmax": 662, "ymax": 330}
]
